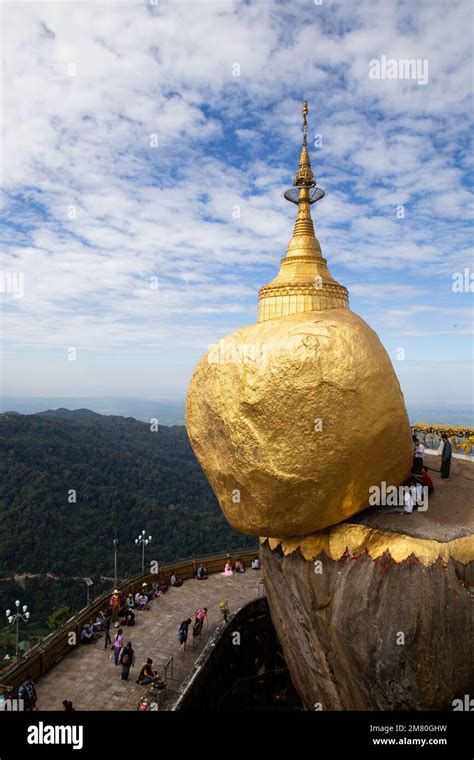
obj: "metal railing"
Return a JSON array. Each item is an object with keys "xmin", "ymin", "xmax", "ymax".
[
  {"xmin": 411, "ymin": 426, "xmax": 474, "ymax": 457},
  {"xmin": 163, "ymin": 655, "xmax": 174, "ymax": 682},
  {"xmin": 0, "ymin": 547, "xmax": 259, "ymax": 693}
]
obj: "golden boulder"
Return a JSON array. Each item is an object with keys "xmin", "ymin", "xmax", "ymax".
[{"xmin": 186, "ymin": 308, "xmax": 412, "ymax": 537}]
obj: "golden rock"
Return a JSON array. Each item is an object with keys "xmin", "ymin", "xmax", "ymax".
[{"xmin": 186, "ymin": 102, "xmax": 413, "ymax": 538}]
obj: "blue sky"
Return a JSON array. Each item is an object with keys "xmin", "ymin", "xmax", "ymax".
[{"xmin": 1, "ymin": 0, "xmax": 473, "ymax": 408}]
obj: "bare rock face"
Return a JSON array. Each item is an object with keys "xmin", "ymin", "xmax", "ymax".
[{"xmin": 261, "ymin": 542, "xmax": 473, "ymax": 710}]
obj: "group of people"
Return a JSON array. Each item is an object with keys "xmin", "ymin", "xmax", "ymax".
[
  {"xmin": 412, "ymin": 433, "xmax": 452, "ymax": 480},
  {"xmin": 110, "ymin": 578, "xmax": 168, "ymax": 622},
  {"xmin": 390, "ymin": 433, "xmax": 453, "ymax": 516},
  {"xmin": 112, "ymin": 631, "xmax": 159, "ymax": 687},
  {"xmin": 80, "ymin": 609, "xmax": 112, "ymax": 645},
  {"xmin": 63, "ymin": 559, "xmax": 263, "ymax": 706},
  {"xmin": 79, "ymin": 621, "xmax": 100, "ymax": 644},
  {"xmin": 222, "ymin": 557, "xmax": 245, "ymax": 576},
  {"xmin": 110, "ymin": 643, "xmax": 164, "ymax": 688},
  {"xmin": 178, "ymin": 607, "xmax": 208, "ymax": 651},
  {"xmin": 107, "ymin": 578, "xmax": 169, "ymax": 627},
  {"xmin": 223, "ymin": 556, "xmax": 261, "ymax": 575}
]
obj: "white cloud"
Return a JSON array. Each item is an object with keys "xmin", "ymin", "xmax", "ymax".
[{"xmin": 1, "ymin": 0, "xmax": 472, "ymax": 405}]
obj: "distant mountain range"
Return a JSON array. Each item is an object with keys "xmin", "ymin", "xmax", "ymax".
[
  {"xmin": 1, "ymin": 397, "xmax": 473, "ymax": 426},
  {"xmin": 0, "ymin": 397, "xmax": 186, "ymax": 425}
]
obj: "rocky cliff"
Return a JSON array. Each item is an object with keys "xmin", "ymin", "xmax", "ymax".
[{"xmin": 261, "ymin": 455, "xmax": 474, "ymax": 710}]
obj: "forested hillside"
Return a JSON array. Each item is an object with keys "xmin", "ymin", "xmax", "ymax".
[{"xmin": 0, "ymin": 410, "xmax": 255, "ymax": 578}]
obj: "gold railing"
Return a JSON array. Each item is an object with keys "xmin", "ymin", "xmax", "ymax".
[{"xmin": 0, "ymin": 547, "xmax": 259, "ymax": 692}]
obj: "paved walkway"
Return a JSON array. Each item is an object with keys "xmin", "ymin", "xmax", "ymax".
[{"xmin": 35, "ymin": 568, "xmax": 263, "ymax": 711}]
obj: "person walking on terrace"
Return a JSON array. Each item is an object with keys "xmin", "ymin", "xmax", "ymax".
[
  {"xmin": 113, "ymin": 629, "xmax": 124, "ymax": 665},
  {"xmin": 178, "ymin": 618, "xmax": 192, "ymax": 652},
  {"xmin": 192, "ymin": 607, "xmax": 208, "ymax": 642},
  {"xmin": 103, "ymin": 613, "xmax": 112, "ymax": 649},
  {"xmin": 119, "ymin": 641, "xmax": 135, "ymax": 681}
]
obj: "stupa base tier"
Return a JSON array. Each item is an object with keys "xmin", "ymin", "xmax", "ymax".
[
  {"xmin": 257, "ymin": 284, "xmax": 349, "ymax": 322},
  {"xmin": 260, "ymin": 534, "xmax": 473, "ymax": 711}
]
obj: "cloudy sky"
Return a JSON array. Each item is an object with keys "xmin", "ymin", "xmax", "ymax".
[{"xmin": 1, "ymin": 0, "xmax": 472, "ymax": 409}]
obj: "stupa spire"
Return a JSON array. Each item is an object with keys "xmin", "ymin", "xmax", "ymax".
[
  {"xmin": 257, "ymin": 100, "xmax": 349, "ymax": 322},
  {"xmin": 293, "ymin": 100, "xmax": 315, "ymax": 187}
]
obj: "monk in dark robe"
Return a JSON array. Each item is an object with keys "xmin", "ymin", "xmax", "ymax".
[{"xmin": 440, "ymin": 434, "xmax": 452, "ymax": 479}]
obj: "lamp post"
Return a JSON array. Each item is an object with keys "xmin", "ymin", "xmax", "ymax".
[
  {"xmin": 84, "ymin": 578, "xmax": 93, "ymax": 607},
  {"xmin": 113, "ymin": 538, "xmax": 118, "ymax": 589},
  {"xmin": 5, "ymin": 600, "xmax": 30, "ymax": 660},
  {"xmin": 135, "ymin": 530, "xmax": 152, "ymax": 573}
]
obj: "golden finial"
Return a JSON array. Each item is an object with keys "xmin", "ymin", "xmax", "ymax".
[
  {"xmin": 302, "ymin": 100, "xmax": 308, "ymax": 145},
  {"xmin": 294, "ymin": 100, "xmax": 315, "ymax": 188}
]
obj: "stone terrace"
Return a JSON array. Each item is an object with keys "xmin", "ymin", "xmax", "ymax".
[
  {"xmin": 36, "ymin": 568, "xmax": 263, "ymax": 711},
  {"xmin": 352, "ymin": 453, "xmax": 474, "ymax": 541}
]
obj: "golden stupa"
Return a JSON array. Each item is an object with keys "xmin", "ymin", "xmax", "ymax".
[{"xmin": 186, "ymin": 101, "xmax": 412, "ymax": 538}]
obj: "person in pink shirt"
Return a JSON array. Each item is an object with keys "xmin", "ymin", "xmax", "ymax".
[{"xmin": 113, "ymin": 629, "xmax": 123, "ymax": 665}]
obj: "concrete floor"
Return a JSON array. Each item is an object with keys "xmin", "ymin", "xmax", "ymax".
[{"xmin": 35, "ymin": 567, "xmax": 263, "ymax": 711}]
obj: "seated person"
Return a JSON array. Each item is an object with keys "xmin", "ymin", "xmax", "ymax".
[
  {"xmin": 157, "ymin": 574, "xmax": 168, "ymax": 594},
  {"xmin": 80, "ymin": 623, "xmax": 95, "ymax": 644},
  {"xmin": 141, "ymin": 583, "xmax": 154, "ymax": 602},
  {"xmin": 92, "ymin": 613, "xmax": 104, "ymax": 633},
  {"xmin": 136, "ymin": 658, "xmax": 158, "ymax": 685},
  {"xmin": 197, "ymin": 564, "xmax": 208, "ymax": 580},
  {"xmin": 403, "ymin": 479, "xmax": 416, "ymax": 514},
  {"xmin": 134, "ymin": 591, "xmax": 141, "ymax": 606},
  {"xmin": 235, "ymin": 559, "xmax": 245, "ymax": 573},
  {"xmin": 223, "ymin": 561, "xmax": 233, "ymax": 577},
  {"xmin": 136, "ymin": 593, "xmax": 150, "ymax": 610},
  {"xmin": 170, "ymin": 571, "xmax": 182, "ymax": 587},
  {"xmin": 120, "ymin": 609, "xmax": 135, "ymax": 627},
  {"xmin": 413, "ymin": 480, "xmax": 424, "ymax": 508},
  {"xmin": 251, "ymin": 558, "xmax": 261, "ymax": 570},
  {"xmin": 126, "ymin": 594, "xmax": 134, "ymax": 609},
  {"xmin": 417, "ymin": 466, "xmax": 434, "ymax": 496}
]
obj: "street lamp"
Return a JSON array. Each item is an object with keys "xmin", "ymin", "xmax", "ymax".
[
  {"xmin": 135, "ymin": 530, "xmax": 152, "ymax": 573},
  {"xmin": 113, "ymin": 538, "xmax": 118, "ymax": 589},
  {"xmin": 84, "ymin": 578, "xmax": 93, "ymax": 606},
  {"xmin": 5, "ymin": 600, "xmax": 30, "ymax": 660}
]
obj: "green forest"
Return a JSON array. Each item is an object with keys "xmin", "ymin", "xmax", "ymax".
[{"xmin": 0, "ymin": 410, "xmax": 256, "ymax": 650}]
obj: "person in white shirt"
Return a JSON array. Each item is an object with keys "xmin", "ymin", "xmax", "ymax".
[
  {"xmin": 413, "ymin": 438, "xmax": 425, "ymax": 473},
  {"xmin": 403, "ymin": 488, "xmax": 414, "ymax": 514}
]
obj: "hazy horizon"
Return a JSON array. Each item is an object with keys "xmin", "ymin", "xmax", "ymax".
[{"xmin": 2, "ymin": 395, "xmax": 473, "ymax": 427}]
